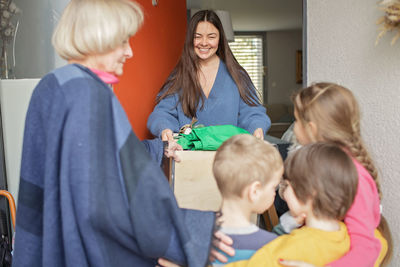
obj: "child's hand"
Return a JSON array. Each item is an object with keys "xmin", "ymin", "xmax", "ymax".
[
  {"xmin": 161, "ymin": 129, "xmax": 174, "ymax": 141},
  {"xmin": 279, "ymin": 259, "xmax": 322, "ymax": 267},
  {"xmin": 253, "ymin": 128, "xmax": 264, "ymax": 140},
  {"xmin": 291, "ymin": 212, "xmax": 306, "ymax": 225},
  {"xmin": 164, "ymin": 140, "xmax": 183, "ymax": 162},
  {"xmin": 278, "ymin": 211, "xmax": 303, "ymax": 234},
  {"xmin": 209, "ymin": 230, "xmax": 235, "ymax": 262}
]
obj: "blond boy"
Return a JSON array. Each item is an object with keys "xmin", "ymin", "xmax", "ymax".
[{"xmin": 212, "ymin": 134, "xmax": 283, "ymax": 265}]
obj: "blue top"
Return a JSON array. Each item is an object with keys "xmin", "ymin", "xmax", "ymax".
[
  {"xmin": 13, "ymin": 64, "xmax": 215, "ymax": 267},
  {"xmin": 213, "ymin": 224, "xmax": 277, "ymax": 266},
  {"xmin": 147, "ymin": 61, "xmax": 271, "ymax": 137}
]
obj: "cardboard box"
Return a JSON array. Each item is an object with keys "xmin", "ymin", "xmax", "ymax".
[
  {"xmin": 166, "ymin": 151, "xmax": 222, "ymax": 212},
  {"xmin": 164, "ymin": 150, "xmax": 277, "ymax": 230}
]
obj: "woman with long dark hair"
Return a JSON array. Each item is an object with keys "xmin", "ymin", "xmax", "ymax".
[{"xmin": 147, "ymin": 10, "xmax": 270, "ymax": 141}]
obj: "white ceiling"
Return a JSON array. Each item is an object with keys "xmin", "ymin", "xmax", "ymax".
[{"xmin": 186, "ymin": 0, "xmax": 303, "ymax": 31}]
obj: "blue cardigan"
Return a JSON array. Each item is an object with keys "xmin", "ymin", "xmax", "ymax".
[
  {"xmin": 147, "ymin": 61, "xmax": 270, "ymax": 137},
  {"xmin": 13, "ymin": 64, "xmax": 215, "ymax": 267}
]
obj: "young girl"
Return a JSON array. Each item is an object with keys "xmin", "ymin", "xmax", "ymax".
[{"xmin": 284, "ymin": 82, "xmax": 392, "ymax": 267}]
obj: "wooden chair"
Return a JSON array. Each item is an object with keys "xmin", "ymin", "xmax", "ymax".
[
  {"xmin": 262, "ymin": 205, "xmax": 279, "ymax": 231},
  {"xmin": 0, "ymin": 190, "xmax": 16, "ymax": 228}
]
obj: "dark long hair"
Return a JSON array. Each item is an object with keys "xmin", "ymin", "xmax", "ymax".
[{"xmin": 157, "ymin": 10, "xmax": 260, "ymax": 118}]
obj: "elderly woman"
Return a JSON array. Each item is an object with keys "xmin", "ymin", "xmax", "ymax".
[{"xmin": 12, "ymin": 1, "xmax": 215, "ymax": 266}]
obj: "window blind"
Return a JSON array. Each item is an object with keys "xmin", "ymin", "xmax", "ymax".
[{"xmin": 229, "ymin": 35, "xmax": 264, "ymax": 102}]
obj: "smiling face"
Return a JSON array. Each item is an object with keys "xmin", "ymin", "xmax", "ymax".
[
  {"xmin": 193, "ymin": 21, "xmax": 220, "ymax": 62},
  {"xmin": 93, "ymin": 38, "xmax": 133, "ymax": 76}
]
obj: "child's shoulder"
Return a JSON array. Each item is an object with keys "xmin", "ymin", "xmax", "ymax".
[
  {"xmin": 351, "ymin": 158, "xmax": 379, "ymax": 195},
  {"xmin": 256, "ymin": 227, "xmax": 278, "ymax": 240},
  {"xmin": 267, "ymin": 222, "xmax": 348, "ymax": 251},
  {"xmin": 251, "ymin": 228, "xmax": 278, "ymax": 247},
  {"xmin": 222, "ymin": 225, "xmax": 277, "ymax": 250},
  {"xmin": 351, "ymin": 158, "xmax": 368, "ymax": 174}
]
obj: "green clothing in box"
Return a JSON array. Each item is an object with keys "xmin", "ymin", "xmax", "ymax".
[{"xmin": 177, "ymin": 125, "xmax": 249, "ymax": 151}]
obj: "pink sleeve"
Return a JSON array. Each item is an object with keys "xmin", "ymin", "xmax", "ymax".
[{"xmin": 329, "ymin": 163, "xmax": 381, "ymax": 267}]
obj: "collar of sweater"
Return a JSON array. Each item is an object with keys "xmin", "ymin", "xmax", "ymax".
[{"xmin": 89, "ymin": 68, "xmax": 119, "ymax": 85}]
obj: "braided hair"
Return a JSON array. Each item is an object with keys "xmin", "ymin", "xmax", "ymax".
[{"xmin": 292, "ymin": 82, "xmax": 382, "ymax": 198}]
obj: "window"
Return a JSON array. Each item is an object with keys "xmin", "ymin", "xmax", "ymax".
[{"xmin": 229, "ymin": 34, "xmax": 265, "ymax": 102}]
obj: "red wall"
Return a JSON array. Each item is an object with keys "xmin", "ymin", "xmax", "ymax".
[{"xmin": 114, "ymin": 1, "xmax": 187, "ymax": 140}]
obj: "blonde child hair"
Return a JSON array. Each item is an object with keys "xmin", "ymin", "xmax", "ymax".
[
  {"xmin": 292, "ymin": 82, "xmax": 392, "ymax": 265},
  {"xmin": 213, "ymin": 134, "xmax": 282, "ymax": 198}
]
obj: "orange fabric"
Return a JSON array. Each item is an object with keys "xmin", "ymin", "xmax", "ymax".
[{"xmin": 114, "ymin": 0, "xmax": 187, "ymax": 140}]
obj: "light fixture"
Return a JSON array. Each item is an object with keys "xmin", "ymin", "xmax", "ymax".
[{"xmin": 190, "ymin": 9, "xmax": 235, "ymax": 42}]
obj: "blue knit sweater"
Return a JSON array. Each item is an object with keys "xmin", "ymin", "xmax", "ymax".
[{"xmin": 147, "ymin": 61, "xmax": 270, "ymax": 137}]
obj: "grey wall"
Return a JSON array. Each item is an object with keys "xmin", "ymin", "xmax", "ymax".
[
  {"xmin": 307, "ymin": 0, "xmax": 400, "ymax": 263},
  {"xmin": 266, "ymin": 30, "xmax": 302, "ymax": 105},
  {"xmin": 12, "ymin": 0, "xmax": 68, "ymax": 78},
  {"xmin": 0, "ymin": 79, "xmax": 37, "ymax": 204}
]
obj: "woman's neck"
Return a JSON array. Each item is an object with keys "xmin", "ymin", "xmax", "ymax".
[
  {"xmin": 219, "ymin": 198, "xmax": 253, "ymax": 228},
  {"xmin": 69, "ymin": 58, "xmax": 95, "ymax": 69},
  {"xmin": 198, "ymin": 55, "xmax": 220, "ymax": 98},
  {"xmin": 199, "ymin": 54, "xmax": 220, "ymax": 69},
  {"xmin": 68, "ymin": 60, "xmax": 119, "ymax": 85}
]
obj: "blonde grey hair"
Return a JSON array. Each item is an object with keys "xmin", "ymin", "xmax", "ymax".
[
  {"xmin": 52, "ymin": 0, "xmax": 144, "ymax": 60},
  {"xmin": 213, "ymin": 134, "xmax": 283, "ymax": 198}
]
